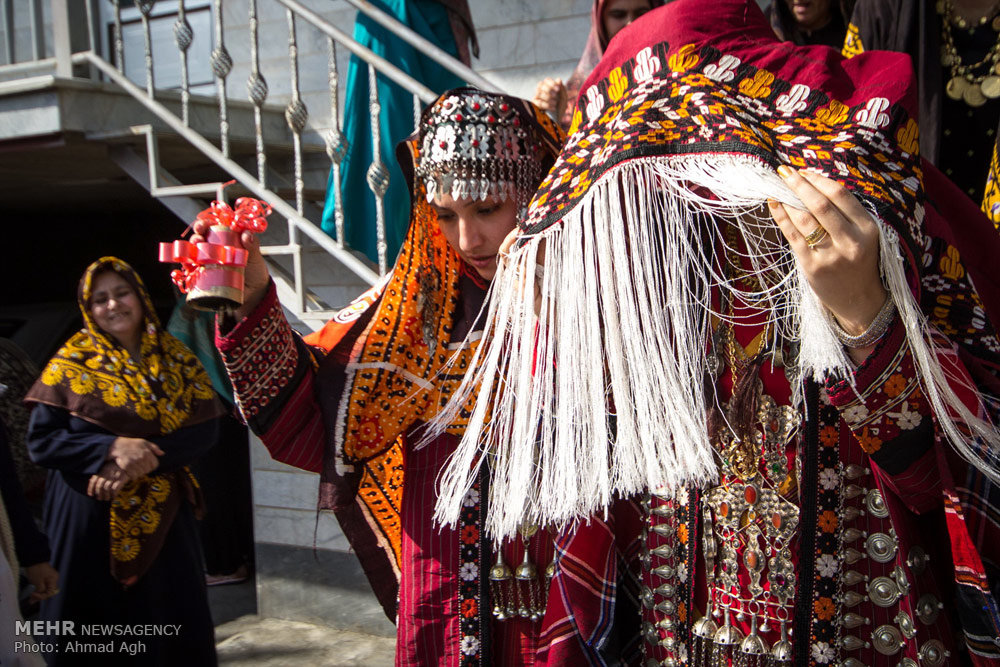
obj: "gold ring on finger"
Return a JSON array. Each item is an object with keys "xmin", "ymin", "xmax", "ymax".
[{"xmin": 804, "ymin": 225, "xmax": 828, "ymax": 249}]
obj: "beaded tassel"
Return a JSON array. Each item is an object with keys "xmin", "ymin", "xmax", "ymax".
[
  {"xmin": 514, "ymin": 547, "xmax": 538, "ymax": 619},
  {"xmin": 692, "ymin": 615, "xmax": 719, "ymax": 665},
  {"xmin": 489, "ymin": 552, "xmax": 512, "ymax": 620},
  {"xmin": 490, "ymin": 530, "xmax": 549, "ymax": 622},
  {"xmin": 770, "ymin": 621, "xmax": 793, "ymax": 665},
  {"xmin": 712, "ymin": 609, "xmax": 744, "ymax": 666},
  {"xmin": 736, "ymin": 616, "xmax": 769, "ymax": 667}
]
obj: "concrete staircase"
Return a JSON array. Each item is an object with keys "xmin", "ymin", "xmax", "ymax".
[{"xmin": 0, "ymin": 0, "xmax": 494, "ymax": 330}]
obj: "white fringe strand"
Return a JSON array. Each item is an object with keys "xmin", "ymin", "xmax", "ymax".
[
  {"xmin": 426, "ymin": 154, "xmax": 1000, "ymax": 541},
  {"xmin": 879, "ymin": 221, "xmax": 1000, "ymax": 485}
]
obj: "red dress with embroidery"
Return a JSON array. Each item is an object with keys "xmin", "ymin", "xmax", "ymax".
[
  {"xmin": 216, "ymin": 282, "xmax": 645, "ymax": 666},
  {"xmin": 642, "ymin": 299, "xmax": 988, "ymax": 666}
]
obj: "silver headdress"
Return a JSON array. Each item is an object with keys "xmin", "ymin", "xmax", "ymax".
[{"xmin": 415, "ymin": 90, "xmax": 545, "ymax": 213}]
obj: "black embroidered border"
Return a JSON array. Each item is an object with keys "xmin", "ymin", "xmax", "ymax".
[
  {"xmin": 457, "ymin": 473, "xmax": 484, "ymax": 666},
  {"xmin": 794, "ymin": 381, "xmax": 820, "ymax": 665}
]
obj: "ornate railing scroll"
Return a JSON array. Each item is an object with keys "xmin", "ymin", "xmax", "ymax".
[
  {"xmin": 326, "ymin": 34, "xmax": 347, "ymax": 250},
  {"xmin": 174, "ymin": 1, "xmax": 193, "ymax": 126},
  {"xmin": 247, "ymin": 0, "xmax": 267, "ymax": 186},
  {"xmin": 210, "ymin": 0, "xmax": 231, "ymax": 157}
]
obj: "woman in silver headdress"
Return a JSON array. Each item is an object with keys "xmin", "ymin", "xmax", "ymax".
[{"xmin": 205, "ymin": 88, "xmax": 645, "ymax": 665}]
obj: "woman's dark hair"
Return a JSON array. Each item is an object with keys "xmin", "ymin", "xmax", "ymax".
[{"xmin": 768, "ymin": 0, "xmax": 855, "ymax": 47}]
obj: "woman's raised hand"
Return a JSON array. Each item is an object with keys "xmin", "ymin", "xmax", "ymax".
[
  {"xmin": 498, "ymin": 227, "xmax": 547, "ymax": 316},
  {"xmin": 532, "ymin": 77, "xmax": 568, "ymax": 120},
  {"xmin": 191, "ymin": 218, "xmax": 270, "ymax": 318},
  {"xmin": 768, "ymin": 168, "xmax": 889, "ymax": 364}
]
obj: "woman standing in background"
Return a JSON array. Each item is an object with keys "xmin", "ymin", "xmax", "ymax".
[
  {"xmin": 766, "ymin": 0, "xmax": 855, "ymax": 48},
  {"xmin": 25, "ymin": 257, "xmax": 221, "ymax": 665},
  {"xmin": 844, "ymin": 0, "xmax": 1000, "ymax": 228}
]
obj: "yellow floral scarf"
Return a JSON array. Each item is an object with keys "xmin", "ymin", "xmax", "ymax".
[{"xmin": 26, "ymin": 256, "xmax": 221, "ymax": 585}]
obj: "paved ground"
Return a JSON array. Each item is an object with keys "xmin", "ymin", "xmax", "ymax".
[
  {"xmin": 215, "ymin": 615, "xmax": 395, "ymax": 666},
  {"xmin": 208, "ymin": 579, "xmax": 395, "ymax": 666}
]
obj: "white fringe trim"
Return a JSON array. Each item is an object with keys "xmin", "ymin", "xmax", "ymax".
[
  {"xmin": 427, "ymin": 154, "xmax": 1000, "ymax": 541},
  {"xmin": 879, "ymin": 219, "xmax": 1000, "ymax": 483}
]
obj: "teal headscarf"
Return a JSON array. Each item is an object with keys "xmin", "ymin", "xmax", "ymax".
[{"xmin": 320, "ymin": 0, "xmax": 469, "ymax": 264}]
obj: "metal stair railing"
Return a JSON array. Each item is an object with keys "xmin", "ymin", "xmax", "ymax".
[{"xmin": 8, "ymin": 0, "xmax": 501, "ymax": 322}]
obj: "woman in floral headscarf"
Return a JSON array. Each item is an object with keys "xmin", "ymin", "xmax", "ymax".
[
  {"xmin": 211, "ymin": 88, "xmax": 646, "ymax": 665},
  {"xmin": 25, "ymin": 257, "xmax": 222, "ymax": 666}
]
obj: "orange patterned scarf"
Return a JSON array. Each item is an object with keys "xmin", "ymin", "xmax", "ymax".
[{"xmin": 308, "ymin": 92, "xmax": 564, "ymax": 581}]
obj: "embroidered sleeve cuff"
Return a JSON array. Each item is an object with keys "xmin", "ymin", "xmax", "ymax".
[
  {"xmin": 215, "ymin": 281, "xmax": 302, "ymax": 425},
  {"xmin": 826, "ymin": 318, "xmax": 940, "ymax": 507},
  {"xmin": 216, "ymin": 280, "xmax": 280, "ymax": 350}
]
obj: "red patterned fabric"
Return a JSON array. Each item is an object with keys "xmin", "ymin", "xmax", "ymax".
[
  {"xmin": 487, "ymin": 1, "xmax": 1000, "ymax": 663},
  {"xmin": 562, "ymin": 0, "xmax": 665, "ymax": 128},
  {"xmin": 539, "ymin": 499, "xmax": 644, "ymax": 664},
  {"xmin": 214, "ymin": 285, "xmax": 302, "ymax": 427},
  {"xmin": 642, "ymin": 309, "xmax": 991, "ymax": 665},
  {"xmin": 216, "ymin": 283, "xmax": 641, "ymax": 665},
  {"xmin": 215, "ymin": 87, "xmax": 638, "ymax": 664}
]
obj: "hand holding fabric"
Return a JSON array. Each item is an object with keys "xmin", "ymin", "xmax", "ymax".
[
  {"xmin": 87, "ymin": 461, "xmax": 128, "ymax": 500},
  {"xmin": 499, "ymin": 227, "xmax": 547, "ymax": 317},
  {"xmin": 768, "ymin": 168, "xmax": 888, "ymax": 364},
  {"xmin": 532, "ymin": 77, "xmax": 568, "ymax": 121}
]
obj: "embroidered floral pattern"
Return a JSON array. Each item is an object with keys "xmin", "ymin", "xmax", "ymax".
[
  {"xmin": 816, "ymin": 553, "xmax": 839, "ymax": 578},
  {"xmin": 459, "ymin": 562, "xmax": 478, "ymax": 581},
  {"xmin": 457, "ymin": 478, "xmax": 483, "ymax": 667},
  {"xmin": 806, "ymin": 399, "xmax": 847, "ymax": 665},
  {"xmin": 811, "ymin": 641, "xmax": 836, "ymax": 664},
  {"xmin": 830, "ymin": 326, "xmax": 931, "ymax": 456},
  {"xmin": 818, "ymin": 468, "xmax": 839, "ymax": 490},
  {"xmin": 524, "ymin": 42, "xmax": 926, "ymax": 257},
  {"xmin": 814, "ymin": 597, "xmax": 835, "ymax": 621},
  {"xmin": 818, "ymin": 510, "xmax": 838, "ymax": 533}
]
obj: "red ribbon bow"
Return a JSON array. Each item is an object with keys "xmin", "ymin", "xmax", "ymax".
[
  {"xmin": 159, "ymin": 196, "xmax": 271, "ymax": 294},
  {"xmin": 195, "ymin": 197, "xmax": 272, "ymax": 234}
]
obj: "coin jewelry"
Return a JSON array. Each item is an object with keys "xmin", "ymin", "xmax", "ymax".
[
  {"xmin": 938, "ymin": 0, "xmax": 1000, "ymax": 106},
  {"xmin": 695, "ymin": 254, "xmax": 803, "ymax": 666}
]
